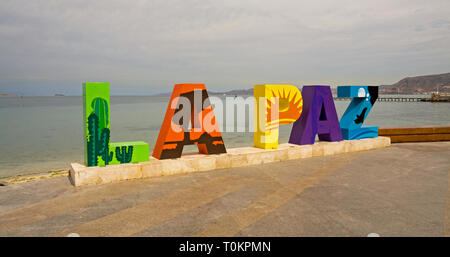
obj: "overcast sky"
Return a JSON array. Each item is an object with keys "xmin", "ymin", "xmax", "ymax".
[{"xmin": 1, "ymin": 0, "xmax": 449, "ymax": 95}]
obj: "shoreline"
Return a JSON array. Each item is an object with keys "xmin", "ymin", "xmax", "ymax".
[
  {"xmin": 1, "ymin": 139, "xmax": 448, "ymax": 186},
  {"xmin": 0, "ymin": 169, "xmax": 68, "ymax": 186},
  {"xmin": 1, "ymin": 126, "xmax": 449, "ymax": 185},
  {"xmin": 3, "ymin": 137, "xmax": 391, "ymax": 186}
]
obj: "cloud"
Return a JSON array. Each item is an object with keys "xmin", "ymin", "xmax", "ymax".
[{"xmin": 0, "ymin": 0, "xmax": 449, "ymax": 95}]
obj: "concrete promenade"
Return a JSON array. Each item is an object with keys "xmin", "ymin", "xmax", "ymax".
[{"xmin": 0, "ymin": 142, "xmax": 448, "ymax": 237}]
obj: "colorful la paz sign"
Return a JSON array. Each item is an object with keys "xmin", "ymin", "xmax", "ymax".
[{"xmin": 82, "ymin": 83, "xmax": 378, "ymax": 166}]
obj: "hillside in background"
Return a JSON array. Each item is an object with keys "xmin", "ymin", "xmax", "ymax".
[
  {"xmin": 216, "ymin": 73, "xmax": 450, "ymax": 95},
  {"xmin": 209, "ymin": 88, "xmax": 253, "ymax": 95},
  {"xmin": 153, "ymin": 72, "xmax": 450, "ymax": 96},
  {"xmin": 380, "ymin": 72, "xmax": 450, "ymax": 94}
]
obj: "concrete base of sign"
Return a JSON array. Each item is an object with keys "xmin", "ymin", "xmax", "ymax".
[{"xmin": 69, "ymin": 137, "xmax": 391, "ymax": 187}]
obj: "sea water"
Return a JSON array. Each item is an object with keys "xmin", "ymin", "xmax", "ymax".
[{"xmin": 0, "ymin": 95, "xmax": 449, "ymax": 178}]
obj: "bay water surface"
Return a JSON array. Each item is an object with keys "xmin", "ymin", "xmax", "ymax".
[{"xmin": 0, "ymin": 95, "xmax": 449, "ymax": 178}]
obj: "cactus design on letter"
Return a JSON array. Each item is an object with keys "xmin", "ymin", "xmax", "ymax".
[
  {"xmin": 86, "ymin": 113, "xmax": 113, "ymax": 166},
  {"xmin": 91, "ymin": 97, "xmax": 109, "ymax": 131},
  {"xmin": 84, "ymin": 82, "xmax": 149, "ymax": 167},
  {"xmin": 115, "ymin": 145, "xmax": 133, "ymax": 163}
]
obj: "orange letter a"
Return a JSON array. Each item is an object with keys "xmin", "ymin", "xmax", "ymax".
[{"xmin": 152, "ymin": 84, "xmax": 227, "ymax": 160}]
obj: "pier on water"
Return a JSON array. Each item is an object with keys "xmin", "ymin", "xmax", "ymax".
[
  {"xmin": 333, "ymin": 97, "xmax": 439, "ymax": 102},
  {"xmin": 376, "ymin": 97, "xmax": 425, "ymax": 102}
]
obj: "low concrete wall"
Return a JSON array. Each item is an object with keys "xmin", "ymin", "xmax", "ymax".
[
  {"xmin": 379, "ymin": 126, "xmax": 450, "ymax": 143},
  {"xmin": 70, "ymin": 137, "xmax": 391, "ymax": 187}
]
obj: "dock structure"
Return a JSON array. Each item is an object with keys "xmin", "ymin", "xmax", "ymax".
[
  {"xmin": 334, "ymin": 97, "xmax": 426, "ymax": 102},
  {"xmin": 334, "ymin": 95, "xmax": 450, "ymax": 102},
  {"xmin": 377, "ymin": 97, "xmax": 425, "ymax": 102}
]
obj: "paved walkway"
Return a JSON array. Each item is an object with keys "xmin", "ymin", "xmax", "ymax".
[{"xmin": 0, "ymin": 142, "xmax": 449, "ymax": 237}]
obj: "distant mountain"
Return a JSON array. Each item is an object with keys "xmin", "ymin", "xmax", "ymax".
[
  {"xmin": 209, "ymin": 88, "xmax": 253, "ymax": 95},
  {"xmin": 380, "ymin": 72, "xmax": 450, "ymax": 94},
  {"xmin": 152, "ymin": 88, "xmax": 253, "ymax": 96}
]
